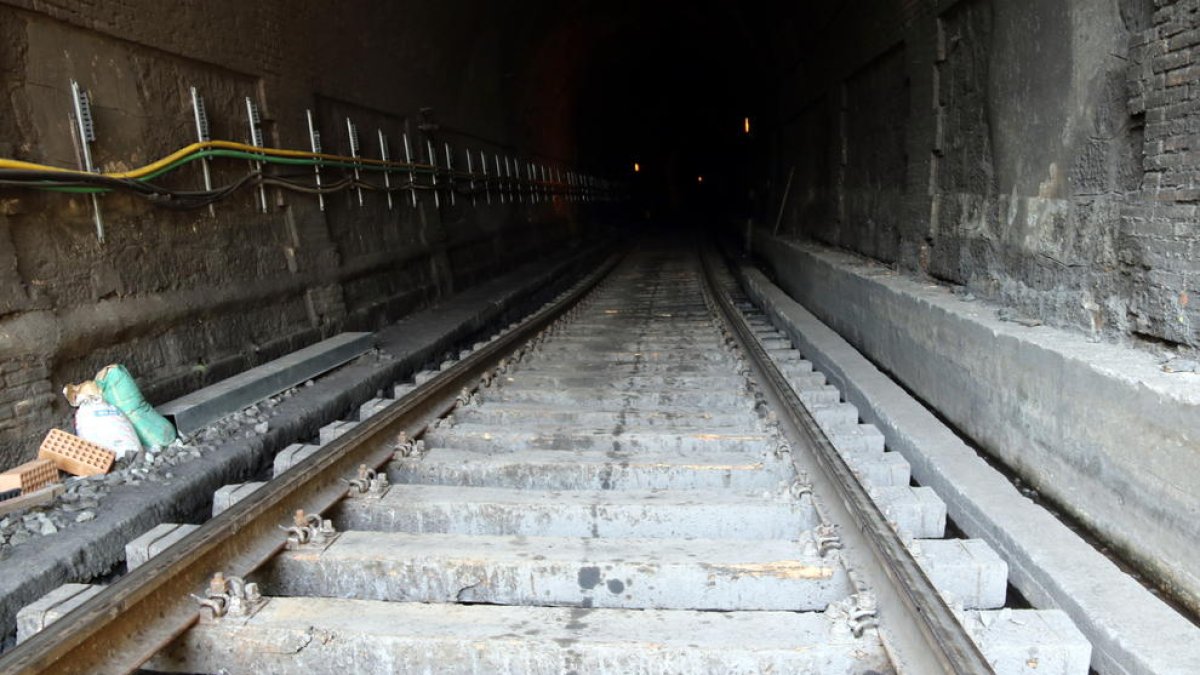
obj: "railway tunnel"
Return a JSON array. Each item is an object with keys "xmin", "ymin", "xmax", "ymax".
[{"xmin": 0, "ymin": 0, "xmax": 1198, "ymax": 673}]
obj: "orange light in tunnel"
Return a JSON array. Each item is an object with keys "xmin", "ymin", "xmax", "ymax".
[
  {"xmin": 743, "ymin": 117, "xmax": 751, "ymax": 134},
  {"xmin": 633, "ymin": 162, "xmax": 640, "ymax": 173}
]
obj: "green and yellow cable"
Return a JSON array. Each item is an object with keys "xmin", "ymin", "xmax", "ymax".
[
  {"xmin": 0, "ymin": 139, "xmax": 584, "ymax": 203},
  {"xmin": 0, "ymin": 140, "xmax": 435, "ymax": 180}
]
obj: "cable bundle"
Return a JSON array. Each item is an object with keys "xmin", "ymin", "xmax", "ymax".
[{"xmin": 0, "ymin": 140, "xmax": 607, "ymax": 210}]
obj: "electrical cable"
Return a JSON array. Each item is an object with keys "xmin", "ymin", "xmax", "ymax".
[
  {"xmin": 0, "ymin": 167, "xmax": 571, "ymax": 198},
  {"xmin": 0, "ymin": 140, "xmax": 610, "ymax": 210},
  {"xmin": 0, "ymin": 141, "xmax": 435, "ymax": 179},
  {"xmin": 0, "ymin": 143, "xmax": 582, "ymax": 187},
  {"xmin": 0, "ymin": 167, "xmax": 484, "ymax": 212}
]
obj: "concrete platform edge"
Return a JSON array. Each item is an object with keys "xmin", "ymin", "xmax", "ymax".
[
  {"xmin": 745, "ymin": 233, "xmax": 1200, "ymax": 612},
  {"xmin": 734, "ymin": 251, "xmax": 1200, "ymax": 675}
]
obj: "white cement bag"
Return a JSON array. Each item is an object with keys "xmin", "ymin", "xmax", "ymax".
[{"xmin": 75, "ymin": 397, "xmax": 142, "ymax": 459}]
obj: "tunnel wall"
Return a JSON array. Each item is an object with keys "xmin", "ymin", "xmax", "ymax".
[
  {"xmin": 0, "ymin": 1, "xmax": 596, "ymax": 466},
  {"xmin": 749, "ymin": 226, "xmax": 1200, "ymax": 615},
  {"xmin": 761, "ymin": 0, "xmax": 1200, "ymax": 610},
  {"xmin": 769, "ymin": 0, "xmax": 1198, "ymax": 354}
]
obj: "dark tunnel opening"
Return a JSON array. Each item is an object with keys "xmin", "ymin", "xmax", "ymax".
[
  {"xmin": 568, "ymin": 1, "xmax": 773, "ymax": 229},
  {"xmin": 490, "ymin": 0, "xmax": 782, "ymax": 233}
]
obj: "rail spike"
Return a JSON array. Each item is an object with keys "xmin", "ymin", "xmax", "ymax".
[
  {"xmin": 848, "ymin": 593, "xmax": 879, "ymax": 637},
  {"xmin": 816, "ymin": 523, "xmax": 843, "ymax": 557},
  {"xmin": 281, "ymin": 508, "xmax": 339, "ymax": 548},
  {"xmin": 394, "ymin": 434, "xmax": 427, "ymax": 460},
  {"xmin": 192, "ymin": 571, "xmax": 266, "ymax": 622},
  {"xmin": 346, "ymin": 465, "xmax": 390, "ymax": 498},
  {"xmin": 788, "ymin": 477, "xmax": 813, "ymax": 500}
]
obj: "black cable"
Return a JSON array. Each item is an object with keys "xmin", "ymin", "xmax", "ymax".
[
  {"xmin": 0, "ymin": 169, "xmax": 164, "ymax": 195},
  {"xmin": 0, "ymin": 168, "xmax": 591, "ymax": 210}
]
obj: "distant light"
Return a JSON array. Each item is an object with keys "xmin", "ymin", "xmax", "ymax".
[
  {"xmin": 697, "ymin": 175, "xmax": 704, "ymax": 183},
  {"xmin": 743, "ymin": 117, "xmax": 751, "ymax": 134},
  {"xmin": 633, "ymin": 162, "xmax": 641, "ymax": 173}
]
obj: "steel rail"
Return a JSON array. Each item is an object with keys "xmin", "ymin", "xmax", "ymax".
[
  {"xmin": 699, "ymin": 248, "xmax": 994, "ymax": 675},
  {"xmin": 0, "ymin": 252, "xmax": 622, "ymax": 675}
]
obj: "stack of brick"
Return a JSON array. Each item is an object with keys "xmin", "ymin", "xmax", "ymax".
[
  {"xmin": 37, "ymin": 429, "xmax": 115, "ymax": 477},
  {"xmin": 0, "ymin": 430, "xmax": 115, "ymax": 514},
  {"xmin": 0, "ymin": 459, "xmax": 57, "ymax": 495}
]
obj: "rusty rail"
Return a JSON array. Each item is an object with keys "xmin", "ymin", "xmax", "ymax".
[
  {"xmin": 699, "ymin": 247, "xmax": 994, "ymax": 675},
  {"xmin": 0, "ymin": 254, "xmax": 622, "ymax": 675}
]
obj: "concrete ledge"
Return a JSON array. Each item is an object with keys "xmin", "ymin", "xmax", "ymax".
[
  {"xmin": 748, "ymin": 230, "xmax": 1200, "ymax": 608},
  {"xmin": 0, "ymin": 243, "xmax": 608, "ymax": 646},
  {"xmin": 736, "ymin": 250, "xmax": 1200, "ymax": 674}
]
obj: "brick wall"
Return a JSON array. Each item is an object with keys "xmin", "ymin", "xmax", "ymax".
[
  {"xmin": 1125, "ymin": 0, "xmax": 1200, "ymax": 347},
  {"xmin": 0, "ymin": 357, "xmax": 55, "ymax": 459}
]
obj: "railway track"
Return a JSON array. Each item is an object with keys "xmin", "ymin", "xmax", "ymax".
[{"xmin": 2, "ymin": 245, "xmax": 1091, "ymax": 674}]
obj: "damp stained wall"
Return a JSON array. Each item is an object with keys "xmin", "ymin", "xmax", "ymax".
[
  {"xmin": 767, "ymin": 0, "xmax": 1197, "ymax": 354},
  {"xmin": 0, "ymin": 0, "xmax": 598, "ymax": 465}
]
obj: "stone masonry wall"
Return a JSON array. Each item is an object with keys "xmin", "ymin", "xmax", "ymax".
[
  {"xmin": 769, "ymin": 0, "xmax": 1197, "ymax": 353},
  {"xmin": 0, "ymin": 1, "xmax": 601, "ymax": 466}
]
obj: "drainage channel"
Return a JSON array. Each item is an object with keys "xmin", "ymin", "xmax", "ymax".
[{"xmin": 3, "ymin": 244, "xmax": 1091, "ymax": 674}]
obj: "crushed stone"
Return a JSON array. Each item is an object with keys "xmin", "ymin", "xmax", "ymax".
[{"xmin": 0, "ymin": 385, "xmax": 303, "ymax": 559}]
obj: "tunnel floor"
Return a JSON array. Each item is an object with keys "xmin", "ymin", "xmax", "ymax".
[{"xmin": 4, "ymin": 244, "xmax": 1123, "ymax": 674}]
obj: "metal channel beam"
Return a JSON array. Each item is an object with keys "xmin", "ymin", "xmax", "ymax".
[
  {"xmin": 159, "ymin": 332, "xmax": 373, "ymax": 436},
  {"xmin": 0, "ymin": 254, "xmax": 621, "ymax": 675}
]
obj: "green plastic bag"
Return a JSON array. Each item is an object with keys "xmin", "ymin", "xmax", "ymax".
[{"xmin": 95, "ymin": 364, "xmax": 177, "ymax": 448}]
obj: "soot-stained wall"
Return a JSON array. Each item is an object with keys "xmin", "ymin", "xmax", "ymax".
[
  {"xmin": 769, "ymin": 0, "xmax": 1197, "ymax": 354},
  {"xmin": 0, "ymin": 1, "xmax": 598, "ymax": 465}
]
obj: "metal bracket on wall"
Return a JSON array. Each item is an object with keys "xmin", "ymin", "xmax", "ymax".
[
  {"xmin": 346, "ymin": 118, "xmax": 364, "ymax": 207},
  {"xmin": 426, "ymin": 139, "xmax": 440, "ymax": 208},
  {"xmin": 402, "ymin": 131, "xmax": 419, "ymax": 208},
  {"xmin": 495, "ymin": 154, "xmax": 505, "ymax": 204},
  {"xmin": 465, "ymin": 148, "xmax": 477, "ymax": 207},
  {"xmin": 443, "ymin": 142, "xmax": 456, "ymax": 207},
  {"xmin": 69, "ymin": 80, "xmax": 104, "ymax": 243},
  {"xmin": 245, "ymin": 97, "xmax": 269, "ymax": 212},
  {"xmin": 306, "ymin": 109, "xmax": 325, "ymax": 211},
  {"xmin": 378, "ymin": 130, "xmax": 393, "ymax": 210},
  {"xmin": 505, "ymin": 156, "xmax": 516, "ymax": 203},
  {"xmin": 190, "ymin": 87, "xmax": 216, "ymax": 217},
  {"xmin": 480, "ymin": 150, "xmax": 491, "ymax": 205}
]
